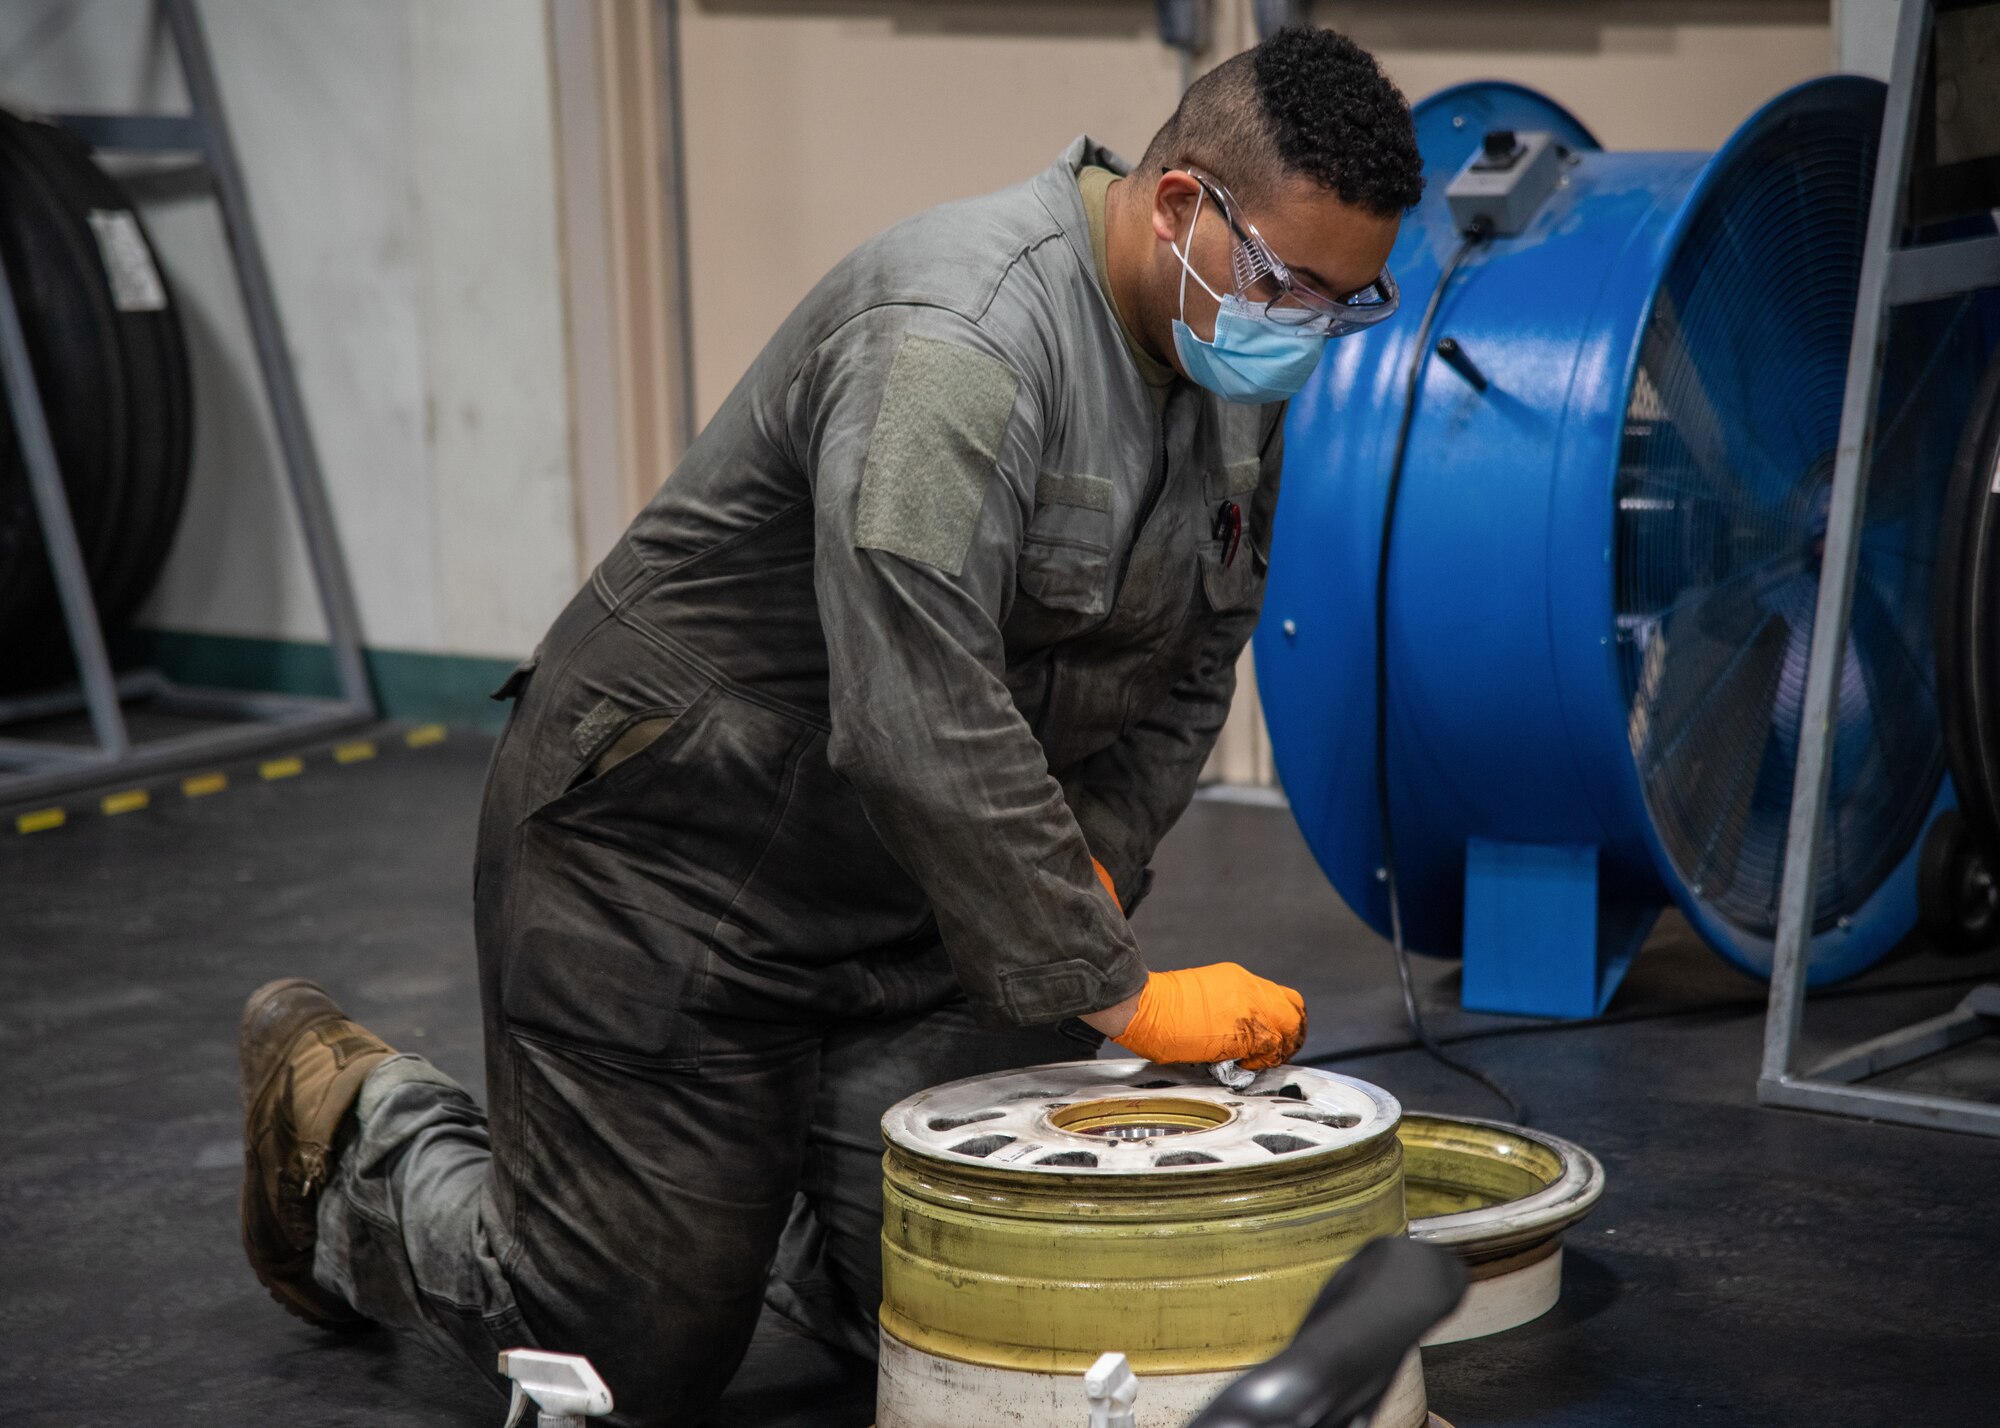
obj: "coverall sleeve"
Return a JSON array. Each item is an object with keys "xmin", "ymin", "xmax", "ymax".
[
  {"xmin": 1061, "ymin": 410, "xmax": 1286, "ymax": 903},
  {"xmin": 797, "ymin": 304, "xmax": 1149, "ymax": 1027}
]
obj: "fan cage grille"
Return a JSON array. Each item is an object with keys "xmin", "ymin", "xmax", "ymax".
[{"xmin": 1615, "ymin": 99, "xmax": 1992, "ymax": 939}]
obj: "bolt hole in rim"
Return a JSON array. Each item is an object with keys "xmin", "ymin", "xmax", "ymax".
[{"xmin": 925, "ymin": 1109, "xmax": 1004, "ymax": 1133}]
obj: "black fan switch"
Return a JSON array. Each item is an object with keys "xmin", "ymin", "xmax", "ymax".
[
  {"xmin": 1475, "ymin": 129, "xmax": 1524, "ymax": 170},
  {"xmin": 1447, "ymin": 129, "xmax": 1564, "ymax": 237}
]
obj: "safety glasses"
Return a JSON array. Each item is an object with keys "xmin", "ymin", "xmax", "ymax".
[{"xmin": 1175, "ymin": 167, "xmax": 1399, "ymax": 336}]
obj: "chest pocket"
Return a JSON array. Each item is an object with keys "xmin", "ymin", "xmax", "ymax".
[
  {"xmin": 1199, "ymin": 458, "xmax": 1264, "ymax": 613},
  {"xmin": 1018, "ymin": 473, "xmax": 1113, "ymax": 615}
]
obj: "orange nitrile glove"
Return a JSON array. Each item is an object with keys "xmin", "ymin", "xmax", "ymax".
[
  {"xmin": 1112, "ymin": 962, "xmax": 1307, "ymax": 1070},
  {"xmin": 1091, "ymin": 856, "xmax": 1119, "ymax": 906}
]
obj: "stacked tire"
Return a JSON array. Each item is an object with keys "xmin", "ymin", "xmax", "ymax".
[
  {"xmin": 1927, "ymin": 346, "xmax": 2000, "ymax": 951},
  {"xmin": 0, "ymin": 108, "xmax": 193, "ymax": 692}
]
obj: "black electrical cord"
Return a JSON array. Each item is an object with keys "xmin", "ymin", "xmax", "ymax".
[
  {"xmin": 1371, "ymin": 220, "xmax": 1525, "ymax": 1121},
  {"xmin": 1299, "ymin": 964, "xmax": 2000, "ymax": 1068}
]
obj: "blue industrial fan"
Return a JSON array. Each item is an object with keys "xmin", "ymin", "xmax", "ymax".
[{"xmin": 1256, "ymin": 76, "xmax": 2000, "ymax": 1017}]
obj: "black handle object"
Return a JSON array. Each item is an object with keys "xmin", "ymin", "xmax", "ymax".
[
  {"xmin": 1434, "ymin": 337, "xmax": 1489, "ymax": 393},
  {"xmin": 1185, "ymin": 1236, "xmax": 1467, "ymax": 1428}
]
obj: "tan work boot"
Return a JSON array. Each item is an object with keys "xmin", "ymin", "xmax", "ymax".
[{"xmin": 238, "ymin": 977, "xmax": 396, "ymax": 1328}]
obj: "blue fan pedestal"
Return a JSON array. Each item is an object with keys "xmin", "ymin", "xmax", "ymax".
[
  {"xmin": 1259, "ymin": 77, "xmax": 1997, "ymax": 1017},
  {"xmin": 1462, "ymin": 842, "xmax": 1655, "ymax": 1019}
]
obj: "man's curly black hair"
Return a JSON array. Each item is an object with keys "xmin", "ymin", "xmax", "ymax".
[{"xmin": 1138, "ymin": 26, "xmax": 1424, "ymax": 217}]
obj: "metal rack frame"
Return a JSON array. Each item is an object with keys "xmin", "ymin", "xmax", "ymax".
[
  {"xmin": 1760, "ymin": 0, "xmax": 2000, "ymax": 1136},
  {"xmin": 0, "ymin": 0, "xmax": 372, "ymax": 807}
]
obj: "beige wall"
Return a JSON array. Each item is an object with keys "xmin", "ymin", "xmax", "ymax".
[
  {"xmin": 677, "ymin": 1, "xmax": 1178, "ymax": 423},
  {"xmin": 676, "ymin": 0, "xmax": 1835, "ymax": 426},
  {"xmin": 1319, "ymin": 2, "xmax": 1834, "ymax": 149}
]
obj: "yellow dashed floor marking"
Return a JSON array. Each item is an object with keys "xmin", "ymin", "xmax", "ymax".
[{"xmin": 11, "ymin": 726, "xmax": 451, "ymax": 832}]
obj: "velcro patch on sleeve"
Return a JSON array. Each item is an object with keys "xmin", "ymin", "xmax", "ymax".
[
  {"xmin": 855, "ymin": 335, "xmax": 1019, "ymax": 575},
  {"xmin": 1036, "ymin": 473, "xmax": 1113, "ymax": 513}
]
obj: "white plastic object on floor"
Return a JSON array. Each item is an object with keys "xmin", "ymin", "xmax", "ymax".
[
  {"xmin": 498, "ymin": 1349, "xmax": 614, "ymax": 1428},
  {"xmin": 1084, "ymin": 1352, "xmax": 1139, "ymax": 1428}
]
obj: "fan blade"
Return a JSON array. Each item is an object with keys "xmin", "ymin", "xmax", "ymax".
[
  {"xmin": 1639, "ymin": 292, "xmax": 1746, "ymax": 507},
  {"xmin": 1642, "ymin": 597, "xmax": 1792, "ymax": 907},
  {"xmin": 1647, "ymin": 289, "xmax": 1807, "ymax": 511}
]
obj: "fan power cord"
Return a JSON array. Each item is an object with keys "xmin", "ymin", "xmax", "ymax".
[
  {"xmin": 1299, "ymin": 964, "xmax": 2000, "ymax": 1067},
  {"xmin": 1371, "ymin": 220, "xmax": 1528, "ymax": 1123}
]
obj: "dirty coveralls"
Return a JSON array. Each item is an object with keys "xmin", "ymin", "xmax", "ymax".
[{"xmin": 311, "ymin": 137, "xmax": 1285, "ymax": 1426}]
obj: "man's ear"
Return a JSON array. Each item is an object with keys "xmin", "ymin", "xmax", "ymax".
[{"xmin": 1151, "ymin": 169, "xmax": 1204, "ymax": 245}]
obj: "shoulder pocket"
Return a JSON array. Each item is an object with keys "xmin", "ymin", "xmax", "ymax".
[
  {"xmin": 1199, "ymin": 459, "xmax": 1268, "ymax": 614},
  {"xmin": 1199, "ymin": 539, "xmax": 1260, "ymax": 613},
  {"xmin": 1019, "ymin": 472, "xmax": 1112, "ymax": 615}
]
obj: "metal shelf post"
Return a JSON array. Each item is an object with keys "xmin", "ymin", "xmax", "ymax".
[{"xmin": 1759, "ymin": 0, "xmax": 2000, "ymax": 1137}]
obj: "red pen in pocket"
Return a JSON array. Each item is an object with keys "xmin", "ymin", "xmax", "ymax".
[{"xmin": 1213, "ymin": 499, "xmax": 1243, "ymax": 568}]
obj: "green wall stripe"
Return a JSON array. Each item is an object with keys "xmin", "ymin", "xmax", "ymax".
[{"xmin": 122, "ymin": 629, "xmax": 521, "ymax": 733}]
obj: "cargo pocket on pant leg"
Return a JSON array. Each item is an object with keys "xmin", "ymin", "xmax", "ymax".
[
  {"xmin": 502, "ymin": 685, "xmax": 809, "ymax": 1069},
  {"xmin": 501, "ymin": 685, "xmax": 728, "ymax": 1069}
]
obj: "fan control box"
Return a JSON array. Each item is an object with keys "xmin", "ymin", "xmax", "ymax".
[{"xmin": 1447, "ymin": 129, "xmax": 1565, "ymax": 237}]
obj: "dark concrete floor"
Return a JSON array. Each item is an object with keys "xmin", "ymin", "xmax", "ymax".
[{"xmin": 4, "ymin": 727, "xmax": 1999, "ymax": 1427}]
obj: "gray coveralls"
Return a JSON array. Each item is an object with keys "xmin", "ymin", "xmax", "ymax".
[{"xmin": 312, "ymin": 137, "xmax": 1283, "ymax": 1425}]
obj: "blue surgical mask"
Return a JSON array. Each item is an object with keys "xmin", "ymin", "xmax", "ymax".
[{"xmin": 1170, "ymin": 188, "xmax": 1328, "ymax": 404}]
